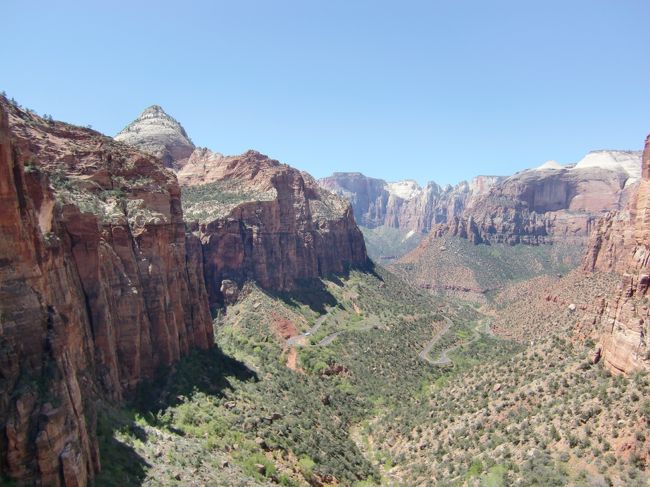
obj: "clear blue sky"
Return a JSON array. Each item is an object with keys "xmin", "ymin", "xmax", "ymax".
[{"xmin": 3, "ymin": 0, "xmax": 649, "ymax": 185}]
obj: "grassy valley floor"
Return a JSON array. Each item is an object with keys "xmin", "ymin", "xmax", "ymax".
[{"xmin": 94, "ymin": 266, "xmax": 648, "ymax": 486}]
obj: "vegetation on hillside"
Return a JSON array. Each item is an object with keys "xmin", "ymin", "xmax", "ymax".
[
  {"xmin": 94, "ymin": 265, "xmax": 648, "ymax": 486},
  {"xmin": 181, "ymin": 179, "xmax": 275, "ymax": 222},
  {"xmin": 395, "ymin": 235, "xmax": 584, "ymax": 302}
]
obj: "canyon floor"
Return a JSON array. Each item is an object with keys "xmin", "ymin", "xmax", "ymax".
[{"xmin": 94, "ymin": 242, "xmax": 649, "ymax": 487}]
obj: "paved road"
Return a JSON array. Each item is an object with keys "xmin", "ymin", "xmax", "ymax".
[
  {"xmin": 318, "ymin": 331, "xmax": 341, "ymax": 346},
  {"xmin": 418, "ymin": 316, "xmax": 453, "ymax": 365},
  {"xmin": 286, "ymin": 311, "xmax": 330, "ymax": 347},
  {"xmin": 419, "ymin": 317, "xmax": 492, "ymax": 367},
  {"xmin": 317, "ymin": 324, "xmax": 377, "ymax": 346}
]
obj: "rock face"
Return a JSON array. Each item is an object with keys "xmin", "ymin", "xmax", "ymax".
[
  {"xmin": 179, "ymin": 150, "xmax": 368, "ymax": 310},
  {"xmin": 321, "ymin": 151, "xmax": 641, "ymax": 247},
  {"xmin": 115, "ymin": 105, "xmax": 195, "ymax": 169},
  {"xmin": 433, "ymin": 161, "xmax": 638, "ymax": 245},
  {"xmin": 319, "ymin": 172, "xmax": 501, "ymax": 234},
  {"xmin": 116, "ymin": 107, "xmax": 369, "ymax": 311},
  {"xmin": 584, "ymin": 137, "xmax": 650, "ymax": 375},
  {"xmin": 0, "ymin": 98, "xmax": 213, "ymax": 484}
]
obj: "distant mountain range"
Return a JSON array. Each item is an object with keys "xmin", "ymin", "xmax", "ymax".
[{"xmin": 319, "ymin": 149, "xmax": 642, "ymax": 260}]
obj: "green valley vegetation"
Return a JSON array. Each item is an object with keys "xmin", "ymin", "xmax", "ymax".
[{"xmin": 94, "ymin": 266, "xmax": 648, "ymax": 486}]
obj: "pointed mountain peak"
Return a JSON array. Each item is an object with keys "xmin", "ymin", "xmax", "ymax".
[
  {"xmin": 115, "ymin": 105, "xmax": 195, "ymax": 170},
  {"xmin": 138, "ymin": 104, "xmax": 177, "ymax": 120}
]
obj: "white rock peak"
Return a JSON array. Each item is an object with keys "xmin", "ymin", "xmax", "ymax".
[
  {"xmin": 115, "ymin": 105, "xmax": 195, "ymax": 169},
  {"xmin": 531, "ymin": 151, "xmax": 642, "ymax": 186},
  {"xmin": 535, "ymin": 160, "xmax": 563, "ymax": 171},
  {"xmin": 116, "ymin": 105, "xmax": 193, "ymax": 143},
  {"xmin": 385, "ymin": 180, "xmax": 422, "ymax": 200},
  {"xmin": 573, "ymin": 150, "xmax": 642, "ymax": 181}
]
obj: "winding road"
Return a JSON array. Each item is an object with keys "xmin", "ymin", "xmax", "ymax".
[
  {"xmin": 286, "ymin": 310, "xmax": 331, "ymax": 346},
  {"xmin": 418, "ymin": 316, "xmax": 453, "ymax": 366},
  {"xmin": 419, "ymin": 317, "xmax": 492, "ymax": 367},
  {"xmin": 287, "ymin": 306, "xmax": 492, "ymax": 370},
  {"xmin": 286, "ymin": 309, "xmax": 379, "ymax": 348}
]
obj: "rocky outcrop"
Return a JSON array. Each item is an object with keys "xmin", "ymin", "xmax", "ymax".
[
  {"xmin": 322, "ymin": 151, "xmax": 640, "ymax": 247},
  {"xmin": 179, "ymin": 150, "xmax": 368, "ymax": 310},
  {"xmin": 318, "ymin": 173, "xmax": 391, "ymax": 228},
  {"xmin": 433, "ymin": 160, "xmax": 639, "ymax": 245},
  {"xmin": 115, "ymin": 105, "xmax": 195, "ymax": 170},
  {"xmin": 0, "ymin": 98, "xmax": 213, "ymax": 485},
  {"xmin": 116, "ymin": 107, "xmax": 369, "ymax": 311},
  {"xmin": 584, "ymin": 137, "xmax": 650, "ymax": 375},
  {"xmin": 319, "ymin": 172, "xmax": 502, "ymax": 234}
]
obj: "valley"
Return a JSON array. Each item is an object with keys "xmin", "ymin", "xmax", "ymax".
[
  {"xmin": 0, "ymin": 97, "xmax": 648, "ymax": 487},
  {"xmin": 95, "ymin": 262, "xmax": 648, "ymax": 486}
]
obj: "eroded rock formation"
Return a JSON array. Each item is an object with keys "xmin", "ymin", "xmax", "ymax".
[
  {"xmin": 0, "ymin": 98, "xmax": 213, "ymax": 485},
  {"xmin": 321, "ymin": 151, "xmax": 640, "ymax": 246},
  {"xmin": 116, "ymin": 109, "xmax": 369, "ymax": 311},
  {"xmin": 319, "ymin": 172, "xmax": 501, "ymax": 234},
  {"xmin": 115, "ymin": 105, "xmax": 195, "ymax": 170},
  {"xmin": 433, "ymin": 160, "xmax": 638, "ymax": 245},
  {"xmin": 179, "ymin": 150, "xmax": 368, "ymax": 310},
  {"xmin": 584, "ymin": 137, "xmax": 650, "ymax": 375}
]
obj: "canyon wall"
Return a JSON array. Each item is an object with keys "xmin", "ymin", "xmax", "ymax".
[
  {"xmin": 179, "ymin": 150, "xmax": 368, "ymax": 310},
  {"xmin": 432, "ymin": 164, "xmax": 635, "ymax": 245},
  {"xmin": 319, "ymin": 172, "xmax": 501, "ymax": 234},
  {"xmin": 321, "ymin": 152, "xmax": 640, "ymax": 247},
  {"xmin": 116, "ymin": 107, "xmax": 369, "ymax": 312},
  {"xmin": 584, "ymin": 136, "xmax": 650, "ymax": 375},
  {"xmin": 0, "ymin": 99, "xmax": 213, "ymax": 485}
]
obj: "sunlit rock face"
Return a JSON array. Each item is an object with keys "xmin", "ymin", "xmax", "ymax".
[
  {"xmin": 584, "ymin": 138, "xmax": 650, "ymax": 375},
  {"xmin": 321, "ymin": 151, "xmax": 641, "ymax": 246},
  {"xmin": 318, "ymin": 173, "xmax": 502, "ymax": 234},
  {"xmin": 116, "ymin": 107, "xmax": 368, "ymax": 312},
  {"xmin": 178, "ymin": 150, "xmax": 368, "ymax": 311},
  {"xmin": 115, "ymin": 105, "xmax": 195, "ymax": 169}
]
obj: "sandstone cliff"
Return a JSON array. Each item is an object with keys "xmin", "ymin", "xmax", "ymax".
[
  {"xmin": 321, "ymin": 151, "xmax": 640, "ymax": 247},
  {"xmin": 432, "ymin": 162, "xmax": 637, "ymax": 245},
  {"xmin": 179, "ymin": 149, "xmax": 368, "ymax": 310},
  {"xmin": 116, "ymin": 109, "xmax": 369, "ymax": 311},
  {"xmin": 115, "ymin": 105, "xmax": 195, "ymax": 170},
  {"xmin": 584, "ymin": 136, "xmax": 650, "ymax": 375},
  {"xmin": 319, "ymin": 172, "xmax": 501, "ymax": 234},
  {"xmin": 0, "ymin": 98, "xmax": 213, "ymax": 485}
]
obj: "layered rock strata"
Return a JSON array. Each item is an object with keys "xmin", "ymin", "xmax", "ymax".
[
  {"xmin": 0, "ymin": 98, "xmax": 213, "ymax": 485},
  {"xmin": 115, "ymin": 107, "xmax": 369, "ymax": 311},
  {"xmin": 321, "ymin": 151, "xmax": 640, "ymax": 246},
  {"xmin": 115, "ymin": 105, "xmax": 195, "ymax": 170},
  {"xmin": 432, "ymin": 162, "xmax": 638, "ymax": 245},
  {"xmin": 584, "ymin": 136, "xmax": 650, "ymax": 374},
  {"xmin": 179, "ymin": 149, "xmax": 368, "ymax": 310},
  {"xmin": 319, "ymin": 172, "xmax": 502, "ymax": 234}
]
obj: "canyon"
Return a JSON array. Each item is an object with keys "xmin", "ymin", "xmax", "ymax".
[
  {"xmin": 0, "ymin": 96, "xmax": 648, "ymax": 486},
  {"xmin": 0, "ymin": 100, "xmax": 366, "ymax": 485},
  {"xmin": 322, "ymin": 142, "xmax": 650, "ymax": 379},
  {"xmin": 0, "ymin": 98, "xmax": 214, "ymax": 485},
  {"xmin": 119, "ymin": 106, "xmax": 368, "ymax": 310}
]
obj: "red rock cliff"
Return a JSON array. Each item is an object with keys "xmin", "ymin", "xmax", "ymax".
[
  {"xmin": 0, "ymin": 99, "xmax": 213, "ymax": 485},
  {"xmin": 432, "ymin": 163, "xmax": 636, "ymax": 245},
  {"xmin": 584, "ymin": 135, "xmax": 650, "ymax": 375},
  {"xmin": 179, "ymin": 149, "xmax": 368, "ymax": 310}
]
